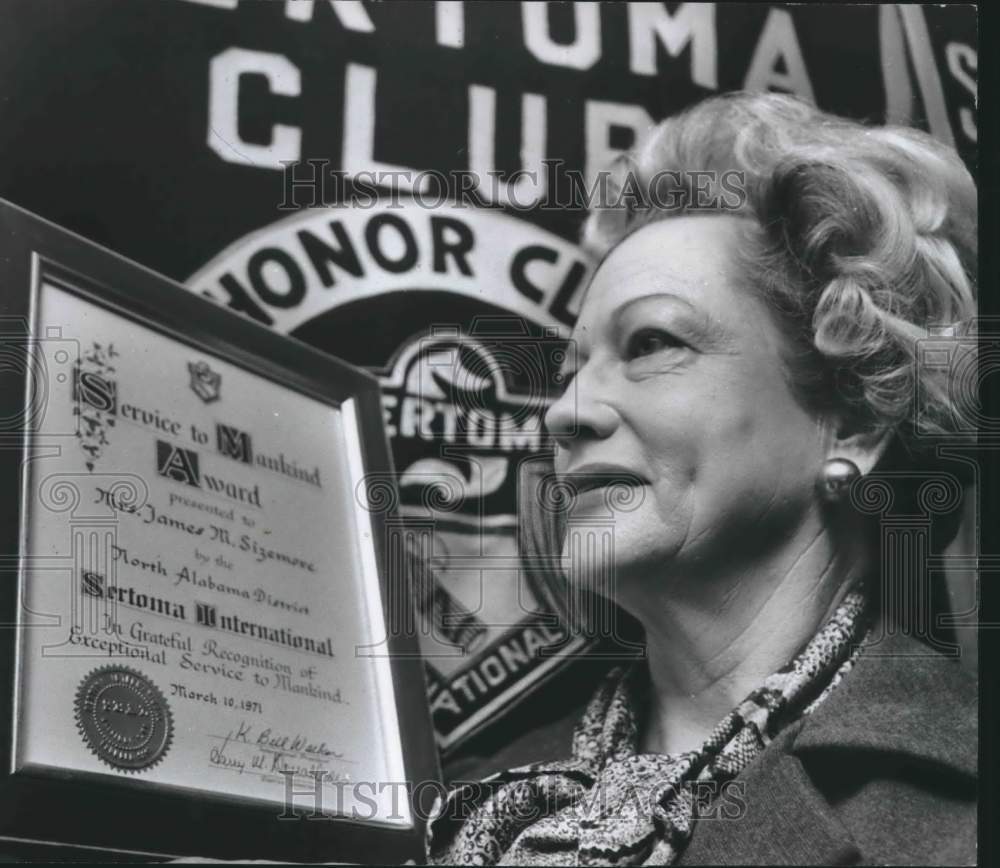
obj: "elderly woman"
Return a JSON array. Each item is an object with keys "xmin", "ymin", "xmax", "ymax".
[{"xmin": 425, "ymin": 92, "xmax": 977, "ymax": 866}]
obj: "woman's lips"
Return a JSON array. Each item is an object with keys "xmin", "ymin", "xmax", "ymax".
[{"xmin": 561, "ymin": 465, "xmax": 648, "ymax": 497}]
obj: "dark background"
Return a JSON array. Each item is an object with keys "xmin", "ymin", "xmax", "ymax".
[{"xmin": 0, "ymin": 0, "xmax": 992, "ymax": 861}]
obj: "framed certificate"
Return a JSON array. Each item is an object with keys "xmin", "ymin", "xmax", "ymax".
[{"xmin": 0, "ymin": 199, "xmax": 440, "ymax": 862}]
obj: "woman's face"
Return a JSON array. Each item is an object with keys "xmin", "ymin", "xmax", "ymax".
[{"xmin": 545, "ymin": 215, "xmax": 829, "ymax": 593}]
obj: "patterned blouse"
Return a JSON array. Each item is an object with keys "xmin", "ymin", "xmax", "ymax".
[{"xmin": 425, "ymin": 589, "xmax": 870, "ymax": 866}]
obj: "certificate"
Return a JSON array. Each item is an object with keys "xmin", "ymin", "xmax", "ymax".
[{"xmin": 0, "ymin": 200, "xmax": 438, "ymax": 862}]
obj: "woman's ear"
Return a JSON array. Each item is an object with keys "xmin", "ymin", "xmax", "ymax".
[{"xmin": 822, "ymin": 415, "xmax": 895, "ymax": 476}]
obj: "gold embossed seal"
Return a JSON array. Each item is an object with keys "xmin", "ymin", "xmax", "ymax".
[{"xmin": 74, "ymin": 666, "xmax": 173, "ymax": 772}]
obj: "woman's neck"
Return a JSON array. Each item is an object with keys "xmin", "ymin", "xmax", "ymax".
[{"xmin": 625, "ymin": 526, "xmax": 867, "ymax": 756}]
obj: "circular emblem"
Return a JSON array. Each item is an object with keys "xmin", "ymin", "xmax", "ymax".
[{"xmin": 74, "ymin": 666, "xmax": 173, "ymax": 772}]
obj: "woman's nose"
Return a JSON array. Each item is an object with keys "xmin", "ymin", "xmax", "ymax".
[{"xmin": 544, "ymin": 368, "xmax": 621, "ymax": 446}]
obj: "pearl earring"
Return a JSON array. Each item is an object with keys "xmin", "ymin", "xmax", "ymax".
[{"xmin": 818, "ymin": 458, "xmax": 861, "ymax": 502}]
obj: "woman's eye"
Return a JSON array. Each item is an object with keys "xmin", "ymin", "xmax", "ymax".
[{"xmin": 625, "ymin": 328, "xmax": 683, "ymax": 359}]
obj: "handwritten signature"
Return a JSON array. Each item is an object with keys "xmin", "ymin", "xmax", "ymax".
[{"xmin": 208, "ymin": 720, "xmax": 346, "ymax": 777}]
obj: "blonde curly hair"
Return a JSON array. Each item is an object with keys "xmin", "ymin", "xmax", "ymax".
[{"xmin": 581, "ymin": 91, "xmax": 977, "ymax": 459}]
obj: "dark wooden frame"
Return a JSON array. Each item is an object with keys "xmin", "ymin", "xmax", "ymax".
[{"xmin": 0, "ymin": 198, "xmax": 439, "ymax": 863}]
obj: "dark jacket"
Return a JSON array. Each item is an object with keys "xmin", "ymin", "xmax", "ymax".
[{"xmin": 443, "ymin": 630, "xmax": 977, "ymax": 866}]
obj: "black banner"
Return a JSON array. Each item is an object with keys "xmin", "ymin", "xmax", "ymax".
[{"xmin": 0, "ymin": 0, "xmax": 977, "ymax": 753}]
